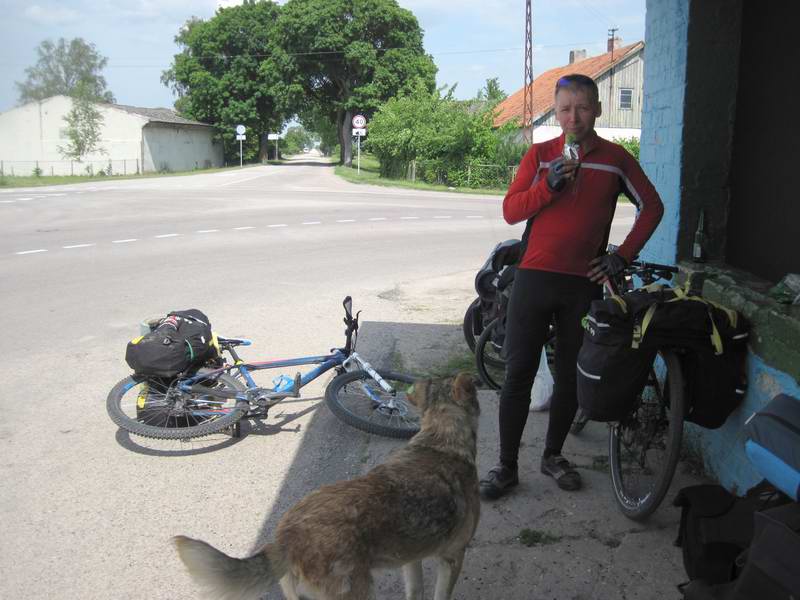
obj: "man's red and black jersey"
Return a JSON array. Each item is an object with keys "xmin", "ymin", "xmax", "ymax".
[{"xmin": 503, "ymin": 132, "xmax": 664, "ymax": 277}]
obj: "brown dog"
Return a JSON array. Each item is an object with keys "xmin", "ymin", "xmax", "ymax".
[{"xmin": 174, "ymin": 373, "xmax": 480, "ymax": 600}]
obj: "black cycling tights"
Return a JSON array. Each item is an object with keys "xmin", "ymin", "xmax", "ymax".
[{"xmin": 498, "ymin": 268, "xmax": 601, "ymax": 466}]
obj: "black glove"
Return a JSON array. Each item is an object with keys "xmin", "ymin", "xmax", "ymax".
[
  {"xmin": 546, "ymin": 157, "xmax": 568, "ymax": 192},
  {"xmin": 587, "ymin": 252, "xmax": 628, "ymax": 283}
]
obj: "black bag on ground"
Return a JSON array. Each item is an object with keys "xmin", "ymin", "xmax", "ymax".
[
  {"xmin": 744, "ymin": 394, "xmax": 800, "ymax": 501},
  {"xmin": 577, "ymin": 283, "xmax": 748, "ymax": 424},
  {"xmin": 125, "ymin": 309, "xmax": 217, "ymax": 377},
  {"xmin": 673, "ymin": 480, "xmax": 789, "ymax": 586}
]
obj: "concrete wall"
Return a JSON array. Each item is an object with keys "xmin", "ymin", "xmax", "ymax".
[
  {"xmin": 142, "ymin": 124, "xmax": 223, "ymax": 173},
  {"xmin": 0, "ymin": 96, "xmax": 145, "ymax": 175}
]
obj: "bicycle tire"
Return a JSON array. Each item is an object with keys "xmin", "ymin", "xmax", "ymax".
[
  {"xmin": 107, "ymin": 370, "xmax": 248, "ymax": 440},
  {"xmin": 608, "ymin": 349, "xmax": 685, "ymax": 521},
  {"xmin": 325, "ymin": 370, "xmax": 418, "ymax": 439},
  {"xmin": 475, "ymin": 318, "xmax": 506, "ymax": 390},
  {"xmin": 476, "ymin": 319, "xmax": 556, "ymax": 392},
  {"xmin": 462, "ymin": 297, "xmax": 481, "ymax": 353}
]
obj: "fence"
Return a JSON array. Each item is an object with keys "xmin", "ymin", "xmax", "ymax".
[
  {"xmin": 404, "ymin": 160, "xmax": 519, "ymax": 190},
  {"xmin": 0, "ymin": 159, "xmax": 141, "ymax": 177}
]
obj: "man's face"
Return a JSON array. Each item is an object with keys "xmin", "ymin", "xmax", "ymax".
[{"xmin": 554, "ymin": 86, "xmax": 602, "ymax": 143}]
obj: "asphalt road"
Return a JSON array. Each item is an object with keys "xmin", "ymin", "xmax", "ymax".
[{"xmin": 0, "ymin": 157, "xmax": 638, "ymax": 599}]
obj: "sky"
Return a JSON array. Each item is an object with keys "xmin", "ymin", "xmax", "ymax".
[{"xmin": 0, "ymin": 0, "xmax": 645, "ymax": 116}]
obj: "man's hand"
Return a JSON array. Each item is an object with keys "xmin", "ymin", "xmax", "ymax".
[
  {"xmin": 587, "ymin": 252, "xmax": 628, "ymax": 284},
  {"xmin": 546, "ymin": 157, "xmax": 580, "ymax": 192}
]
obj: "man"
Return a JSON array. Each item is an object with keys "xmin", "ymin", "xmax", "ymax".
[{"xmin": 480, "ymin": 74, "xmax": 664, "ymax": 498}]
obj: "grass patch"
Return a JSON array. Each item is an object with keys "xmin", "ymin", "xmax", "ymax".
[
  {"xmin": 0, "ymin": 163, "xmax": 280, "ymax": 188},
  {"xmin": 519, "ymin": 528, "xmax": 562, "ymax": 547},
  {"xmin": 423, "ymin": 349, "xmax": 478, "ymax": 380},
  {"xmin": 334, "ymin": 155, "xmax": 505, "ymax": 196}
]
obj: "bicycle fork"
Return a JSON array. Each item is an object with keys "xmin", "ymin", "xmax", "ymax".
[{"xmin": 342, "ymin": 352, "xmax": 401, "ymax": 410}]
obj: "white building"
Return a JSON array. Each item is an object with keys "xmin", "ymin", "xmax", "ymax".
[{"xmin": 0, "ymin": 95, "xmax": 223, "ymax": 176}]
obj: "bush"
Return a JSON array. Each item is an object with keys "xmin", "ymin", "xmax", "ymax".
[
  {"xmin": 32, "ymin": 166, "xmax": 43, "ymax": 177},
  {"xmin": 613, "ymin": 136, "xmax": 640, "ymax": 161}
]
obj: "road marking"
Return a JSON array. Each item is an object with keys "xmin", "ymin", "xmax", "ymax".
[
  {"xmin": 63, "ymin": 243, "xmax": 95, "ymax": 249},
  {"xmin": 268, "ymin": 224, "xmax": 288, "ymax": 228},
  {"xmin": 155, "ymin": 233, "xmax": 180, "ymax": 238},
  {"xmin": 218, "ymin": 173, "xmax": 272, "ymax": 187},
  {"xmin": 233, "ymin": 226, "xmax": 255, "ymax": 230},
  {"xmin": 112, "ymin": 239, "xmax": 138, "ymax": 244},
  {"xmin": 15, "ymin": 249, "xmax": 48, "ymax": 255},
  {"xmin": 18, "ymin": 197, "xmax": 33, "ymax": 202},
  {"xmin": 400, "ymin": 216, "xmax": 419, "ymax": 220},
  {"xmin": 368, "ymin": 217, "xmax": 387, "ymax": 221},
  {"xmin": 0, "ymin": 200, "xmax": 14, "ymax": 204},
  {"xmin": 196, "ymin": 229, "xmax": 219, "ymax": 233},
  {"xmin": 336, "ymin": 219, "xmax": 355, "ymax": 223},
  {"xmin": 302, "ymin": 221, "xmax": 321, "ymax": 225},
  {"xmin": 433, "ymin": 215, "xmax": 452, "ymax": 219},
  {"xmin": 466, "ymin": 215, "xmax": 484, "ymax": 219}
]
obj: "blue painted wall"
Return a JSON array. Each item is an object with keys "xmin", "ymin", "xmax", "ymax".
[{"xmin": 638, "ymin": 0, "xmax": 689, "ymax": 266}]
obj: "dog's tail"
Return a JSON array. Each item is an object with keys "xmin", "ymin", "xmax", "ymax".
[{"xmin": 173, "ymin": 535, "xmax": 287, "ymax": 600}]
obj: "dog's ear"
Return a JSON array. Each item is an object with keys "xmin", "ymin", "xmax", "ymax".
[
  {"xmin": 451, "ymin": 372, "xmax": 477, "ymax": 408},
  {"xmin": 406, "ymin": 379, "xmax": 430, "ymax": 412}
]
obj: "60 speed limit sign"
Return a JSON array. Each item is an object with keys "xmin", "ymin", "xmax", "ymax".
[{"xmin": 352, "ymin": 114, "xmax": 367, "ymax": 128}]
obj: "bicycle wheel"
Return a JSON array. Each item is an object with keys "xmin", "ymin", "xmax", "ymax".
[
  {"xmin": 325, "ymin": 370, "xmax": 418, "ymax": 439},
  {"xmin": 476, "ymin": 319, "xmax": 556, "ymax": 391},
  {"xmin": 462, "ymin": 297, "xmax": 482, "ymax": 353},
  {"xmin": 107, "ymin": 370, "xmax": 248, "ymax": 440},
  {"xmin": 609, "ymin": 349, "xmax": 685, "ymax": 521},
  {"xmin": 475, "ymin": 318, "xmax": 506, "ymax": 390}
]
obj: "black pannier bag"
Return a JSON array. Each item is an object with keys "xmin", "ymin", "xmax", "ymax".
[
  {"xmin": 577, "ymin": 283, "xmax": 748, "ymax": 423},
  {"xmin": 744, "ymin": 394, "xmax": 800, "ymax": 501},
  {"xmin": 125, "ymin": 309, "xmax": 218, "ymax": 378}
]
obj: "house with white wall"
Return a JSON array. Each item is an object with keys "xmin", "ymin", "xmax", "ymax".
[
  {"xmin": 0, "ymin": 96, "xmax": 223, "ymax": 176},
  {"xmin": 494, "ymin": 39, "xmax": 645, "ymax": 143}
]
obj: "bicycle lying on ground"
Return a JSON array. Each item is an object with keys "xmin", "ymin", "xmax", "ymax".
[
  {"xmin": 107, "ymin": 297, "xmax": 419, "ymax": 441},
  {"xmin": 601, "ymin": 259, "xmax": 684, "ymax": 521}
]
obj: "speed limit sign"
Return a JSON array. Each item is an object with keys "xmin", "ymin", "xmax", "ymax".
[{"xmin": 352, "ymin": 114, "xmax": 367, "ymax": 128}]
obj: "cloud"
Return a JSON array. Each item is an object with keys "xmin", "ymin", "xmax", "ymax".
[{"xmin": 23, "ymin": 5, "xmax": 79, "ymax": 25}]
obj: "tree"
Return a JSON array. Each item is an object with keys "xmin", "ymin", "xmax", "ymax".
[
  {"xmin": 476, "ymin": 77, "xmax": 507, "ymax": 107},
  {"xmin": 277, "ymin": 0, "xmax": 437, "ymax": 166},
  {"xmin": 58, "ymin": 82, "xmax": 105, "ymax": 162},
  {"xmin": 282, "ymin": 125, "xmax": 315, "ymax": 154},
  {"xmin": 162, "ymin": 1, "xmax": 300, "ymax": 162},
  {"xmin": 16, "ymin": 38, "xmax": 115, "ymax": 104}
]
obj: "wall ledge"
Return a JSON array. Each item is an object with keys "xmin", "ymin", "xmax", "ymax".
[{"xmin": 679, "ymin": 260, "xmax": 800, "ymax": 383}]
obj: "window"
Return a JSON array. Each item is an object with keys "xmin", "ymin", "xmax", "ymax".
[{"xmin": 619, "ymin": 88, "xmax": 633, "ymax": 110}]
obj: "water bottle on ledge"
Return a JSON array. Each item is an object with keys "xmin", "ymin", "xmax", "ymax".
[{"xmin": 692, "ymin": 209, "xmax": 707, "ymax": 263}]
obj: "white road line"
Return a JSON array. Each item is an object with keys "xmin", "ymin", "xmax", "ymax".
[
  {"xmin": 218, "ymin": 173, "xmax": 271, "ymax": 187},
  {"xmin": 268, "ymin": 224, "xmax": 288, "ymax": 228},
  {"xmin": 233, "ymin": 226, "xmax": 255, "ymax": 230},
  {"xmin": 302, "ymin": 221, "xmax": 321, "ymax": 225},
  {"xmin": 400, "ymin": 216, "xmax": 419, "ymax": 220},
  {"xmin": 196, "ymin": 229, "xmax": 219, "ymax": 233},
  {"xmin": 336, "ymin": 219, "xmax": 355, "ymax": 223},
  {"xmin": 466, "ymin": 215, "xmax": 484, "ymax": 219},
  {"xmin": 0, "ymin": 200, "xmax": 14, "ymax": 204},
  {"xmin": 63, "ymin": 243, "xmax": 95, "ymax": 249},
  {"xmin": 17, "ymin": 197, "xmax": 33, "ymax": 201},
  {"xmin": 112, "ymin": 239, "xmax": 138, "ymax": 244},
  {"xmin": 434, "ymin": 215, "xmax": 452, "ymax": 219},
  {"xmin": 155, "ymin": 233, "xmax": 180, "ymax": 238},
  {"xmin": 15, "ymin": 249, "xmax": 47, "ymax": 255},
  {"xmin": 368, "ymin": 217, "xmax": 387, "ymax": 221}
]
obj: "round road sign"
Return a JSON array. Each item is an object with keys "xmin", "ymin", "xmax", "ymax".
[
  {"xmin": 352, "ymin": 114, "xmax": 367, "ymax": 128},
  {"xmin": 235, "ymin": 124, "xmax": 246, "ymax": 135}
]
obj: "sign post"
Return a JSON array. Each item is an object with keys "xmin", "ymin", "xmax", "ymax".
[
  {"xmin": 267, "ymin": 133, "xmax": 280, "ymax": 161},
  {"xmin": 352, "ymin": 114, "xmax": 367, "ymax": 175},
  {"xmin": 235, "ymin": 125, "xmax": 246, "ymax": 167}
]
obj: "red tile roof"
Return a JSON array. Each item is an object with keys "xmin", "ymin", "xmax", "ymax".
[{"xmin": 493, "ymin": 41, "xmax": 644, "ymax": 128}]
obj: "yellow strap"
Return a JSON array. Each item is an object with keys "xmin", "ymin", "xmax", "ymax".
[
  {"xmin": 130, "ymin": 335, "xmax": 144, "ymax": 344},
  {"xmin": 211, "ymin": 331, "xmax": 221, "ymax": 355},
  {"xmin": 632, "ymin": 303, "xmax": 658, "ymax": 349},
  {"xmin": 610, "ymin": 294, "xmax": 628, "ymax": 313}
]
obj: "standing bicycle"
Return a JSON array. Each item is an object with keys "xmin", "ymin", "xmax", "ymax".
[
  {"xmin": 107, "ymin": 297, "xmax": 419, "ymax": 442},
  {"xmin": 578, "ymin": 259, "xmax": 748, "ymax": 520}
]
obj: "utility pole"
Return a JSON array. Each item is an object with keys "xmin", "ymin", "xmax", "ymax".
[
  {"xmin": 523, "ymin": 0, "xmax": 534, "ymax": 144},
  {"xmin": 608, "ymin": 27, "xmax": 619, "ymax": 108}
]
